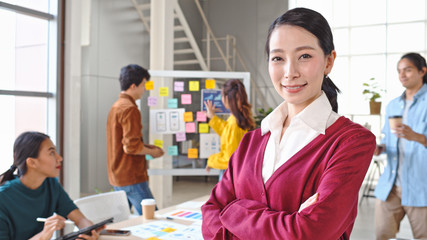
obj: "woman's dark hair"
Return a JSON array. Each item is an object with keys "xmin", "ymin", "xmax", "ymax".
[
  {"xmin": 0, "ymin": 131, "xmax": 49, "ymax": 185},
  {"xmin": 119, "ymin": 64, "xmax": 151, "ymax": 91},
  {"xmin": 222, "ymin": 79, "xmax": 255, "ymax": 130},
  {"xmin": 265, "ymin": 7, "xmax": 341, "ymax": 112},
  {"xmin": 400, "ymin": 52, "xmax": 427, "ymax": 84}
]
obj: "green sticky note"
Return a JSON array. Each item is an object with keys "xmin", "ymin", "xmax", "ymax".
[
  {"xmin": 168, "ymin": 98, "xmax": 178, "ymax": 108},
  {"xmin": 168, "ymin": 145, "xmax": 178, "ymax": 156}
]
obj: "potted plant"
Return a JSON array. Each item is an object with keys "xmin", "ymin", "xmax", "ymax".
[{"xmin": 363, "ymin": 77, "xmax": 385, "ymax": 115}]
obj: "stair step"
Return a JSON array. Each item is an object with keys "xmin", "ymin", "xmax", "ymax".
[
  {"xmin": 174, "ymin": 26, "xmax": 184, "ymax": 31},
  {"xmin": 174, "ymin": 37, "xmax": 189, "ymax": 43},
  {"xmin": 174, "ymin": 49, "xmax": 195, "ymax": 54},
  {"xmin": 174, "ymin": 59, "xmax": 200, "ymax": 65},
  {"xmin": 138, "ymin": 3, "xmax": 150, "ymax": 11}
]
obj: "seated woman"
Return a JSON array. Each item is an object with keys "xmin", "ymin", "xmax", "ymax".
[
  {"xmin": 201, "ymin": 8, "xmax": 376, "ymax": 240},
  {"xmin": 0, "ymin": 131, "xmax": 103, "ymax": 240}
]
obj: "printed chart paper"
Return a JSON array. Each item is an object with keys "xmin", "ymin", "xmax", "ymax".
[
  {"xmin": 201, "ymin": 89, "xmax": 229, "ymax": 114},
  {"xmin": 199, "ymin": 133, "xmax": 221, "ymax": 158},
  {"xmin": 149, "ymin": 109, "xmax": 185, "ymax": 134}
]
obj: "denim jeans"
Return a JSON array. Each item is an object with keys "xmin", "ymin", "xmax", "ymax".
[
  {"xmin": 113, "ymin": 181, "xmax": 155, "ymax": 215},
  {"xmin": 218, "ymin": 170, "xmax": 225, "ymax": 181}
]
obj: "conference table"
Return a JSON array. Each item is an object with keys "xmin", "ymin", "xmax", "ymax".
[{"xmin": 99, "ymin": 195, "xmax": 209, "ymax": 240}]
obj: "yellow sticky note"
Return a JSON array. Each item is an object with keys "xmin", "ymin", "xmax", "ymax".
[
  {"xmin": 183, "ymin": 112, "xmax": 193, "ymax": 122},
  {"xmin": 159, "ymin": 87, "xmax": 169, "ymax": 96},
  {"xmin": 189, "ymin": 81, "xmax": 199, "ymax": 91},
  {"xmin": 154, "ymin": 139, "xmax": 163, "ymax": 148},
  {"xmin": 161, "ymin": 227, "xmax": 177, "ymax": 233},
  {"xmin": 205, "ymin": 79, "xmax": 215, "ymax": 89},
  {"xmin": 199, "ymin": 123, "xmax": 209, "ymax": 133},
  {"xmin": 188, "ymin": 148, "xmax": 198, "ymax": 159},
  {"xmin": 145, "ymin": 81, "xmax": 154, "ymax": 90}
]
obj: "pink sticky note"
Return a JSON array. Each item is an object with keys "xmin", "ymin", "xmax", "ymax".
[
  {"xmin": 174, "ymin": 81, "xmax": 184, "ymax": 92},
  {"xmin": 176, "ymin": 132, "xmax": 186, "ymax": 142},
  {"xmin": 185, "ymin": 122, "xmax": 196, "ymax": 133},
  {"xmin": 196, "ymin": 111, "xmax": 207, "ymax": 122},
  {"xmin": 147, "ymin": 96, "xmax": 157, "ymax": 106},
  {"xmin": 181, "ymin": 94, "xmax": 192, "ymax": 105}
]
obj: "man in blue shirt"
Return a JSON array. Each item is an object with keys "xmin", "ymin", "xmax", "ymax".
[{"xmin": 374, "ymin": 53, "xmax": 427, "ymax": 240}]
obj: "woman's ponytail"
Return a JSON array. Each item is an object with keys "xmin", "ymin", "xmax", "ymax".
[{"xmin": 322, "ymin": 75, "xmax": 341, "ymax": 113}]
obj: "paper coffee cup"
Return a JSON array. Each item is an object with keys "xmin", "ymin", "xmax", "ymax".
[
  {"xmin": 141, "ymin": 198, "xmax": 156, "ymax": 219},
  {"xmin": 389, "ymin": 115, "xmax": 402, "ymax": 132}
]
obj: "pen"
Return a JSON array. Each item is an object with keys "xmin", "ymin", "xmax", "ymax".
[{"xmin": 36, "ymin": 217, "xmax": 74, "ymax": 224}]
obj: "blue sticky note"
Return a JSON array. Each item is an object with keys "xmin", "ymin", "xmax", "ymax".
[
  {"xmin": 146, "ymin": 154, "xmax": 153, "ymax": 160},
  {"xmin": 168, "ymin": 98, "xmax": 178, "ymax": 109},
  {"xmin": 168, "ymin": 145, "xmax": 178, "ymax": 156}
]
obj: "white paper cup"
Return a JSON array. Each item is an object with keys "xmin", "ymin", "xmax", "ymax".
[
  {"xmin": 389, "ymin": 116, "xmax": 402, "ymax": 133},
  {"xmin": 141, "ymin": 198, "xmax": 156, "ymax": 219}
]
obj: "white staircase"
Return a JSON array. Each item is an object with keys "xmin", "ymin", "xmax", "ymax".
[{"xmin": 130, "ymin": 0, "xmax": 208, "ymax": 71}]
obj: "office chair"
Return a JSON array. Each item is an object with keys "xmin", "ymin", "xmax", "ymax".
[{"xmin": 74, "ymin": 190, "xmax": 131, "ymax": 223}]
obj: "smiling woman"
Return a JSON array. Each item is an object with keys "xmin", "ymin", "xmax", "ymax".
[
  {"xmin": 201, "ymin": 8, "xmax": 376, "ymax": 240},
  {"xmin": 0, "ymin": 132, "xmax": 103, "ymax": 240}
]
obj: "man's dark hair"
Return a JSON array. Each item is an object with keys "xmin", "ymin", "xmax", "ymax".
[{"xmin": 119, "ymin": 64, "xmax": 150, "ymax": 91}]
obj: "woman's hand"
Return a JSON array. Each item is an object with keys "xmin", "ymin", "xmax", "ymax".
[
  {"xmin": 205, "ymin": 165, "xmax": 211, "ymax": 173},
  {"xmin": 38, "ymin": 214, "xmax": 67, "ymax": 240},
  {"xmin": 298, "ymin": 193, "xmax": 319, "ymax": 213},
  {"xmin": 204, "ymin": 100, "xmax": 216, "ymax": 119},
  {"xmin": 77, "ymin": 227, "xmax": 104, "ymax": 240}
]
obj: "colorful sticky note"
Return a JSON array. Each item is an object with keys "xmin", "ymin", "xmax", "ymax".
[
  {"xmin": 196, "ymin": 111, "xmax": 207, "ymax": 122},
  {"xmin": 168, "ymin": 98, "xmax": 178, "ymax": 108},
  {"xmin": 185, "ymin": 122, "xmax": 196, "ymax": 133},
  {"xmin": 168, "ymin": 145, "xmax": 178, "ymax": 156},
  {"xmin": 154, "ymin": 139, "xmax": 163, "ymax": 148},
  {"xmin": 146, "ymin": 154, "xmax": 153, "ymax": 160},
  {"xmin": 147, "ymin": 96, "xmax": 157, "ymax": 106},
  {"xmin": 145, "ymin": 80, "xmax": 154, "ymax": 90},
  {"xmin": 176, "ymin": 132, "xmax": 186, "ymax": 142},
  {"xmin": 188, "ymin": 148, "xmax": 198, "ymax": 159},
  {"xmin": 205, "ymin": 79, "xmax": 215, "ymax": 89},
  {"xmin": 159, "ymin": 87, "xmax": 169, "ymax": 97},
  {"xmin": 183, "ymin": 112, "xmax": 193, "ymax": 122},
  {"xmin": 174, "ymin": 81, "xmax": 184, "ymax": 92},
  {"xmin": 189, "ymin": 81, "xmax": 200, "ymax": 91},
  {"xmin": 181, "ymin": 94, "xmax": 192, "ymax": 104},
  {"xmin": 199, "ymin": 123, "xmax": 209, "ymax": 133}
]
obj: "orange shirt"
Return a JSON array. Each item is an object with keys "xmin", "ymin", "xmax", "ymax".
[{"xmin": 106, "ymin": 93, "xmax": 147, "ymax": 186}]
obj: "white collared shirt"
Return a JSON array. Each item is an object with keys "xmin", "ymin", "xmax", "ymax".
[{"xmin": 260, "ymin": 92, "xmax": 340, "ymax": 183}]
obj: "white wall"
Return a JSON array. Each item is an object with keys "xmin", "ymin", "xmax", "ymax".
[{"xmin": 205, "ymin": 0, "xmax": 287, "ymax": 108}]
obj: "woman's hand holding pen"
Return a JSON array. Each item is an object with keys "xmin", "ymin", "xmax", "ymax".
[{"xmin": 38, "ymin": 214, "xmax": 67, "ymax": 240}]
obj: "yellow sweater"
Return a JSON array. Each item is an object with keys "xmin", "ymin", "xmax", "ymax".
[{"xmin": 207, "ymin": 115, "xmax": 247, "ymax": 170}]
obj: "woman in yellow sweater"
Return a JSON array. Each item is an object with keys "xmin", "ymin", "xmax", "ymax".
[{"xmin": 204, "ymin": 79, "xmax": 255, "ymax": 181}]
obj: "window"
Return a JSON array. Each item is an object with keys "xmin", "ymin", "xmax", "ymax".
[
  {"xmin": 0, "ymin": 1, "xmax": 58, "ymax": 173},
  {"xmin": 289, "ymin": 0, "xmax": 427, "ymax": 115}
]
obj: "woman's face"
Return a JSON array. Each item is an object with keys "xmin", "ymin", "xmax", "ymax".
[
  {"xmin": 32, "ymin": 138, "xmax": 63, "ymax": 178},
  {"xmin": 268, "ymin": 25, "xmax": 335, "ymax": 111},
  {"xmin": 398, "ymin": 58, "xmax": 426, "ymax": 91}
]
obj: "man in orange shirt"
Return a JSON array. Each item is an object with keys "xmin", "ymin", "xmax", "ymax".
[{"xmin": 106, "ymin": 64, "xmax": 164, "ymax": 215}]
